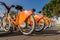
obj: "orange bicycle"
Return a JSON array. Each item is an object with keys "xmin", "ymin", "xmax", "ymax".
[
  {"xmin": 0, "ymin": 2, "xmax": 35, "ymax": 35},
  {"xmin": 34, "ymin": 14, "xmax": 45, "ymax": 32},
  {"xmin": 34, "ymin": 14, "xmax": 55, "ymax": 31}
]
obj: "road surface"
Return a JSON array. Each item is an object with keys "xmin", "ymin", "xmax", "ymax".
[{"xmin": 0, "ymin": 26, "xmax": 60, "ymax": 40}]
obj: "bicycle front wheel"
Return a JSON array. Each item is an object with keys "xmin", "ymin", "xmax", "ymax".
[{"xmin": 19, "ymin": 15, "xmax": 35, "ymax": 35}]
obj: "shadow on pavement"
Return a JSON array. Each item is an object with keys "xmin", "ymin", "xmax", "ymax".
[
  {"xmin": 0, "ymin": 30, "xmax": 60, "ymax": 37},
  {"xmin": 0, "ymin": 31, "xmax": 22, "ymax": 37},
  {"xmin": 30, "ymin": 30, "xmax": 60, "ymax": 36}
]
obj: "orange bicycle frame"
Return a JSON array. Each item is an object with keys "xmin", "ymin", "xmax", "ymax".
[{"xmin": 8, "ymin": 10, "xmax": 33, "ymax": 25}]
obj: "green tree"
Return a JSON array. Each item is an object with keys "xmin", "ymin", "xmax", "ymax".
[
  {"xmin": 10, "ymin": 10, "xmax": 17, "ymax": 16},
  {"xmin": 42, "ymin": 0, "xmax": 60, "ymax": 17}
]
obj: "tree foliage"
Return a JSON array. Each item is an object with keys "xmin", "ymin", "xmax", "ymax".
[
  {"xmin": 10, "ymin": 10, "xmax": 17, "ymax": 16},
  {"xmin": 42, "ymin": 0, "xmax": 60, "ymax": 17}
]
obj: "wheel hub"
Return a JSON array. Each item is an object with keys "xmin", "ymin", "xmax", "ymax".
[{"xmin": 20, "ymin": 23, "xmax": 26, "ymax": 28}]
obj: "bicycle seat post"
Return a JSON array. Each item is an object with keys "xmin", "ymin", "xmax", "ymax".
[{"xmin": 7, "ymin": 5, "xmax": 15, "ymax": 13}]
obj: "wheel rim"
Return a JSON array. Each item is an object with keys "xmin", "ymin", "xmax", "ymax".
[
  {"xmin": 44, "ymin": 22, "xmax": 50, "ymax": 29},
  {"xmin": 2, "ymin": 18, "xmax": 11, "ymax": 32},
  {"xmin": 19, "ymin": 15, "xmax": 35, "ymax": 35},
  {"xmin": 5, "ymin": 20, "xmax": 10, "ymax": 31},
  {"xmin": 35, "ymin": 19, "xmax": 44, "ymax": 31},
  {"xmin": 48, "ymin": 22, "xmax": 52, "ymax": 28}
]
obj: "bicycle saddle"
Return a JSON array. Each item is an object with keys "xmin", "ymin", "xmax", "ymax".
[
  {"xmin": 32, "ymin": 8, "xmax": 36, "ymax": 12},
  {"xmin": 15, "ymin": 5, "xmax": 23, "ymax": 10}
]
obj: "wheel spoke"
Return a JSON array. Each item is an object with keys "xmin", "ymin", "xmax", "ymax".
[
  {"xmin": 19, "ymin": 15, "xmax": 35, "ymax": 35},
  {"xmin": 35, "ymin": 19, "xmax": 45, "ymax": 31}
]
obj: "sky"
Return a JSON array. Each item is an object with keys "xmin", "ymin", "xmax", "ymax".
[{"xmin": 0, "ymin": 0, "xmax": 50, "ymax": 16}]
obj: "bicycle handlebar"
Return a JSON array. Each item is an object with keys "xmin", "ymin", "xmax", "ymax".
[
  {"xmin": 0, "ymin": 1, "xmax": 8, "ymax": 9},
  {"xmin": 0, "ymin": 1, "xmax": 35, "ymax": 13},
  {"xmin": 0, "ymin": 1, "xmax": 15, "ymax": 13}
]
